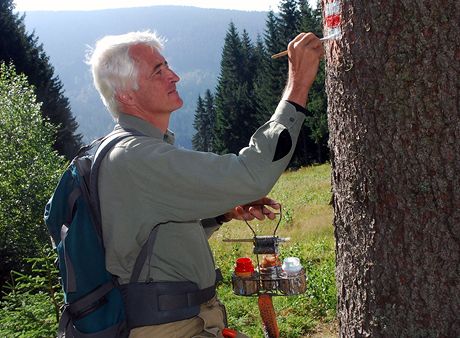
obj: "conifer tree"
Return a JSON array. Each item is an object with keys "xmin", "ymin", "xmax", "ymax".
[
  {"xmin": 0, "ymin": 0, "xmax": 82, "ymax": 160},
  {"xmin": 193, "ymin": 90, "xmax": 217, "ymax": 152},
  {"xmin": 305, "ymin": 60, "xmax": 328, "ymax": 162},
  {"xmin": 192, "ymin": 95, "xmax": 207, "ymax": 151},
  {"xmin": 254, "ymin": 0, "xmax": 328, "ymax": 166},
  {"xmin": 239, "ymin": 30, "xmax": 260, "ymax": 140},
  {"xmin": 254, "ymin": 3, "xmax": 300, "ymax": 122},
  {"xmin": 300, "ymin": 0, "xmax": 329, "ymax": 162},
  {"xmin": 201, "ymin": 1, "xmax": 328, "ymax": 165},
  {"xmin": 203, "ymin": 89, "xmax": 217, "ymax": 152},
  {"xmin": 214, "ymin": 23, "xmax": 259, "ymax": 154},
  {"xmin": 255, "ymin": 10, "xmax": 286, "ymax": 122},
  {"xmin": 281, "ymin": 0, "xmax": 316, "ymax": 167},
  {"xmin": 299, "ymin": 0, "xmax": 322, "ymax": 37},
  {"xmin": 278, "ymin": 0, "xmax": 303, "ymax": 43}
]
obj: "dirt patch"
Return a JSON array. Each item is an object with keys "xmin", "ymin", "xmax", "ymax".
[{"xmin": 302, "ymin": 320, "xmax": 338, "ymax": 337}]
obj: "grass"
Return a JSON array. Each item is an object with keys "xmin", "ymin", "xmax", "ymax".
[{"xmin": 209, "ymin": 163, "xmax": 336, "ymax": 337}]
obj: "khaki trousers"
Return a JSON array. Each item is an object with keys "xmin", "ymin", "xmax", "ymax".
[{"xmin": 129, "ymin": 296, "xmax": 249, "ymax": 338}]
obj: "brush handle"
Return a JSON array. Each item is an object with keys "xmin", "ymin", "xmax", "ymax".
[
  {"xmin": 270, "ymin": 50, "xmax": 288, "ymax": 59},
  {"xmin": 271, "ymin": 32, "xmax": 340, "ymax": 59}
]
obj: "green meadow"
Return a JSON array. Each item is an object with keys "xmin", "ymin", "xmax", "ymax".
[{"xmin": 210, "ymin": 164, "xmax": 337, "ymax": 337}]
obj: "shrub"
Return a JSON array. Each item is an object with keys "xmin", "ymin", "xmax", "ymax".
[{"xmin": 0, "ymin": 62, "xmax": 65, "ymax": 287}]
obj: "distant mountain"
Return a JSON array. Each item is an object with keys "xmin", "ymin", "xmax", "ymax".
[{"xmin": 22, "ymin": 6, "xmax": 268, "ymax": 147}]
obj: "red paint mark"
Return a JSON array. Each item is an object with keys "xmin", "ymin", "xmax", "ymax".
[
  {"xmin": 323, "ymin": 0, "xmax": 342, "ymax": 37},
  {"xmin": 326, "ymin": 14, "xmax": 341, "ymax": 28}
]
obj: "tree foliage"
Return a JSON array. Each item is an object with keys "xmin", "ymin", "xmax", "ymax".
[
  {"xmin": 274, "ymin": 0, "xmax": 327, "ymax": 167},
  {"xmin": 203, "ymin": 90, "xmax": 217, "ymax": 151},
  {"xmin": 254, "ymin": 10, "xmax": 286, "ymax": 124},
  {"xmin": 192, "ymin": 90, "xmax": 217, "ymax": 152},
  {"xmin": 192, "ymin": 95, "xmax": 207, "ymax": 151},
  {"xmin": 0, "ymin": 62, "xmax": 65, "ymax": 287},
  {"xmin": 0, "ymin": 0, "xmax": 82, "ymax": 160},
  {"xmin": 213, "ymin": 22, "xmax": 261, "ymax": 154},
  {"xmin": 194, "ymin": 0, "xmax": 328, "ymax": 166}
]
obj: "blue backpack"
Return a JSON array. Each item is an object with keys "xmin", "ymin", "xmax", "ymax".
[{"xmin": 44, "ymin": 129, "xmax": 139, "ymax": 338}]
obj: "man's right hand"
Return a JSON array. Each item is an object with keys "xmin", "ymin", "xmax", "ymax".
[{"xmin": 282, "ymin": 32, "xmax": 324, "ymax": 108}]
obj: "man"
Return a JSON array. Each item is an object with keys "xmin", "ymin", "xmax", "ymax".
[{"xmin": 87, "ymin": 30, "xmax": 323, "ymax": 337}]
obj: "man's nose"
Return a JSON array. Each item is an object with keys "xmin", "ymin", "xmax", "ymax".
[{"xmin": 168, "ymin": 69, "xmax": 180, "ymax": 83}]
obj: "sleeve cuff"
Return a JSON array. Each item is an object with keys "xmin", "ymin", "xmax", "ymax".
[
  {"xmin": 201, "ymin": 218, "xmax": 221, "ymax": 228},
  {"xmin": 201, "ymin": 218, "xmax": 222, "ymax": 238},
  {"xmin": 215, "ymin": 214, "xmax": 230, "ymax": 225},
  {"xmin": 286, "ymin": 100, "xmax": 308, "ymax": 116}
]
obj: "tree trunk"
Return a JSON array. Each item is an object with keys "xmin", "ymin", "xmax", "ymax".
[{"xmin": 324, "ymin": 0, "xmax": 460, "ymax": 336}]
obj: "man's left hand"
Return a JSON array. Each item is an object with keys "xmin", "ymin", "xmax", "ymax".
[{"xmin": 219, "ymin": 197, "xmax": 280, "ymax": 223}]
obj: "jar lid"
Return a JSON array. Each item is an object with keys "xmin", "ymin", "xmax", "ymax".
[
  {"xmin": 282, "ymin": 257, "xmax": 302, "ymax": 273},
  {"xmin": 235, "ymin": 257, "xmax": 255, "ymax": 273}
]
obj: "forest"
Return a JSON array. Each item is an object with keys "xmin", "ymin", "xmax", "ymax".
[{"xmin": 192, "ymin": 0, "xmax": 328, "ymax": 167}]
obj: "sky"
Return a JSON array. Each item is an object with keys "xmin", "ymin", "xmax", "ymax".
[{"xmin": 13, "ymin": 0, "xmax": 290, "ymax": 12}]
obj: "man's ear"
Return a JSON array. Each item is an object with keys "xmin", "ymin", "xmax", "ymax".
[{"xmin": 115, "ymin": 90, "xmax": 134, "ymax": 106}]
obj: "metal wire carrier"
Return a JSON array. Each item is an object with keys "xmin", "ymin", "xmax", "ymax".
[{"xmin": 223, "ymin": 204, "xmax": 307, "ymax": 297}]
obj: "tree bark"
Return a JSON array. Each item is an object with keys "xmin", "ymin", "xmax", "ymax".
[{"xmin": 324, "ymin": 0, "xmax": 460, "ymax": 336}]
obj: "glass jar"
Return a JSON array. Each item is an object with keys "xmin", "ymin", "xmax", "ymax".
[
  {"xmin": 232, "ymin": 257, "xmax": 258, "ymax": 295},
  {"xmin": 259, "ymin": 254, "xmax": 281, "ymax": 291},
  {"xmin": 279, "ymin": 257, "xmax": 306, "ymax": 295}
]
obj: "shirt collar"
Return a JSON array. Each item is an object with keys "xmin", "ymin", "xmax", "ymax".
[{"xmin": 116, "ymin": 113, "xmax": 175, "ymax": 145}]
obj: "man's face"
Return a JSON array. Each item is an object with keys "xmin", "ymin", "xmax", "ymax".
[{"xmin": 128, "ymin": 44, "xmax": 183, "ymax": 115}]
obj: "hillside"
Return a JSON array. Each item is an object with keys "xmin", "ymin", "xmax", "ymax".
[{"xmin": 21, "ymin": 6, "xmax": 268, "ymax": 146}]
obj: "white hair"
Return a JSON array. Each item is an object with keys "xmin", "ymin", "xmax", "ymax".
[{"xmin": 86, "ymin": 30, "xmax": 165, "ymax": 118}]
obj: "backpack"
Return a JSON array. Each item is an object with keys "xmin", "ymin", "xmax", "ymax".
[{"xmin": 44, "ymin": 129, "xmax": 139, "ymax": 338}]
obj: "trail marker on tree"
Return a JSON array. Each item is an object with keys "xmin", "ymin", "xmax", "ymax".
[{"xmin": 324, "ymin": 0, "xmax": 342, "ymax": 38}]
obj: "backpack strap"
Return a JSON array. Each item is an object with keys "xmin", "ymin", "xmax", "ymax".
[
  {"xmin": 67, "ymin": 280, "xmax": 115, "ymax": 319},
  {"xmin": 89, "ymin": 128, "xmax": 144, "ymax": 240},
  {"xmin": 130, "ymin": 224, "xmax": 162, "ymax": 283},
  {"xmin": 75, "ymin": 135, "xmax": 106, "ymax": 158}
]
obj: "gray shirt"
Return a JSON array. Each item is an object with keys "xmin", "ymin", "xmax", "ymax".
[{"xmin": 99, "ymin": 100, "xmax": 305, "ymax": 289}]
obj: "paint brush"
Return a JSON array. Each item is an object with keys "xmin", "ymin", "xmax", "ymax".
[{"xmin": 270, "ymin": 32, "xmax": 340, "ymax": 59}]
